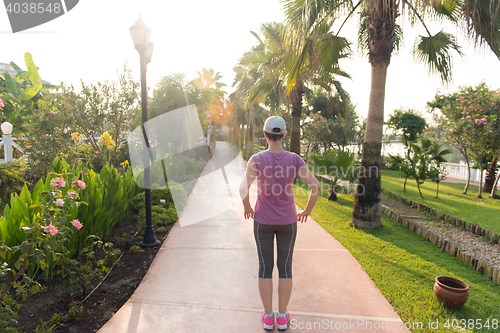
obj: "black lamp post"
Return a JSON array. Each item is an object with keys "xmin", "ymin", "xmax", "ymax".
[{"xmin": 130, "ymin": 16, "xmax": 160, "ymax": 248}]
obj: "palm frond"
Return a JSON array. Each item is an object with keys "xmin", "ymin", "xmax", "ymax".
[
  {"xmin": 462, "ymin": 0, "xmax": 500, "ymax": 59},
  {"xmin": 250, "ymin": 30, "xmax": 264, "ymax": 45},
  {"xmin": 412, "ymin": 30, "xmax": 463, "ymax": 82},
  {"xmin": 357, "ymin": 11, "xmax": 369, "ymax": 54},
  {"xmin": 282, "ymin": 0, "xmax": 356, "ymax": 33},
  {"xmin": 331, "ymin": 80, "xmax": 352, "ymax": 114},
  {"xmin": 428, "ymin": 0, "xmax": 461, "ymax": 21},
  {"xmin": 317, "ymin": 34, "xmax": 352, "ymax": 79}
]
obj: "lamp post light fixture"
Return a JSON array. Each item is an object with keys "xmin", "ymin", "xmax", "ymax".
[
  {"xmin": 130, "ymin": 16, "xmax": 160, "ymax": 248},
  {"xmin": 1, "ymin": 122, "xmax": 13, "ymax": 163}
]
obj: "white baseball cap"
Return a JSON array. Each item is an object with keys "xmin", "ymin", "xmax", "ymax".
[{"xmin": 264, "ymin": 116, "xmax": 286, "ymax": 135}]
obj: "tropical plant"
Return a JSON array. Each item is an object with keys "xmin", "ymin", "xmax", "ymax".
[
  {"xmin": 386, "ymin": 153, "xmax": 412, "ymax": 191},
  {"xmin": 308, "ymin": 149, "xmax": 359, "ymax": 200},
  {"xmin": 0, "ymin": 160, "xmax": 27, "ymax": 210},
  {"xmin": 427, "ymin": 141, "xmax": 453, "ymax": 197},
  {"xmin": 284, "ymin": 0, "xmax": 500, "ymax": 227},
  {"xmin": 401, "ymin": 138, "xmax": 452, "ymax": 199},
  {"xmin": 428, "ymin": 163, "xmax": 447, "ymax": 198},
  {"xmin": 0, "ymin": 52, "xmax": 55, "ymax": 134}
]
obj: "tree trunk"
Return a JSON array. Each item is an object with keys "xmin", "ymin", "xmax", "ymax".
[
  {"xmin": 417, "ymin": 182, "xmax": 424, "ymax": 199},
  {"xmin": 436, "ymin": 181, "xmax": 439, "ymax": 198},
  {"xmin": 246, "ymin": 107, "xmax": 254, "ymax": 157},
  {"xmin": 476, "ymin": 164, "xmax": 483, "ymax": 198},
  {"xmin": 490, "ymin": 169, "xmax": 500, "ymax": 198},
  {"xmin": 483, "ymin": 156, "xmax": 498, "ymax": 193},
  {"xmin": 463, "ymin": 157, "xmax": 471, "ymax": 194},
  {"xmin": 403, "ymin": 177, "xmax": 407, "ymax": 192},
  {"xmin": 240, "ymin": 123, "xmax": 246, "ymax": 160},
  {"xmin": 350, "ymin": 64, "xmax": 387, "ymax": 229},
  {"xmin": 350, "ymin": 0, "xmax": 396, "ymax": 228},
  {"xmin": 289, "ymin": 81, "xmax": 303, "ymax": 155}
]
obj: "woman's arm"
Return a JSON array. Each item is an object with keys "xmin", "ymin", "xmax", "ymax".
[
  {"xmin": 296, "ymin": 164, "xmax": 321, "ymax": 223},
  {"xmin": 240, "ymin": 160, "xmax": 258, "ymax": 219}
]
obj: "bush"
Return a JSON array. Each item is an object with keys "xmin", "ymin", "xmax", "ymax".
[
  {"xmin": 129, "ymin": 188, "xmax": 173, "ymax": 213},
  {"xmin": 0, "ymin": 160, "xmax": 27, "ymax": 211},
  {"xmin": 0, "ymin": 157, "xmax": 139, "ymax": 280},
  {"xmin": 137, "ymin": 205, "xmax": 178, "ymax": 228},
  {"xmin": 384, "ymin": 154, "xmax": 405, "ymax": 171}
]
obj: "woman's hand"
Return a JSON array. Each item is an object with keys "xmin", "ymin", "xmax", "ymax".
[
  {"xmin": 297, "ymin": 209, "xmax": 311, "ymax": 223},
  {"xmin": 244, "ymin": 205, "xmax": 254, "ymax": 219}
]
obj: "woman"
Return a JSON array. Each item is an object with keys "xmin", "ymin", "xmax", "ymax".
[{"xmin": 240, "ymin": 116, "xmax": 320, "ymax": 331}]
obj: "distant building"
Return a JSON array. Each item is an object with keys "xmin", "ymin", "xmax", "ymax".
[
  {"xmin": 0, "ymin": 62, "xmax": 17, "ymax": 77},
  {"xmin": 0, "ymin": 62, "xmax": 51, "ymax": 85}
]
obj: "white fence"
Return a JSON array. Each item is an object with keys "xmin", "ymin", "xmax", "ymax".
[
  {"xmin": 0, "ymin": 135, "xmax": 25, "ymax": 164},
  {"xmin": 443, "ymin": 162, "xmax": 486, "ymax": 183}
]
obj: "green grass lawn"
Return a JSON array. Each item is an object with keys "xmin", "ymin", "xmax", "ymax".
[
  {"xmin": 381, "ymin": 170, "xmax": 500, "ymax": 235},
  {"xmin": 294, "ymin": 182, "xmax": 500, "ymax": 333}
]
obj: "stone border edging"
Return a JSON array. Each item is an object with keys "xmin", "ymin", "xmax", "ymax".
[
  {"xmin": 381, "ymin": 204, "xmax": 500, "ymax": 285},
  {"xmin": 383, "ymin": 190, "xmax": 500, "ymax": 245},
  {"xmin": 313, "ymin": 174, "xmax": 500, "ymax": 284},
  {"xmin": 315, "ymin": 174, "xmax": 352, "ymax": 195}
]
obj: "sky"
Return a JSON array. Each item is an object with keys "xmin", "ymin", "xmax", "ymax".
[{"xmin": 2, "ymin": 0, "xmax": 500, "ymax": 122}]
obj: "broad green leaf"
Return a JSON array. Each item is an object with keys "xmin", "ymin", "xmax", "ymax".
[
  {"xmin": 14, "ymin": 258, "xmax": 22, "ymax": 270},
  {"xmin": 2, "ymin": 72, "xmax": 23, "ymax": 98},
  {"xmin": 30, "ymin": 284, "xmax": 40, "ymax": 295},
  {"xmin": 25, "ymin": 52, "xmax": 42, "ymax": 90},
  {"xmin": 9, "ymin": 61, "xmax": 24, "ymax": 74},
  {"xmin": 19, "ymin": 85, "xmax": 40, "ymax": 102}
]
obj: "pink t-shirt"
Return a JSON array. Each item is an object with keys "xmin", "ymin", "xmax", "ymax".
[{"xmin": 249, "ymin": 151, "xmax": 306, "ymax": 225}]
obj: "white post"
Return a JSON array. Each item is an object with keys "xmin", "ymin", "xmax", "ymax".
[
  {"xmin": 3, "ymin": 135, "xmax": 13, "ymax": 162},
  {"xmin": 1, "ymin": 122, "xmax": 14, "ymax": 163}
]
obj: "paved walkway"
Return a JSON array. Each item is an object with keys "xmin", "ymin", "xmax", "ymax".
[
  {"xmin": 99, "ymin": 142, "xmax": 409, "ymax": 333},
  {"xmin": 442, "ymin": 176, "xmax": 499, "ymax": 190}
]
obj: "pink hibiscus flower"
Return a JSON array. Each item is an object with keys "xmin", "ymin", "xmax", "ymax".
[
  {"xmin": 43, "ymin": 223, "xmax": 59, "ymax": 236},
  {"xmin": 72, "ymin": 180, "xmax": 86, "ymax": 189},
  {"xmin": 70, "ymin": 219, "xmax": 83, "ymax": 230},
  {"xmin": 50, "ymin": 177, "xmax": 66, "ymax": 187}
]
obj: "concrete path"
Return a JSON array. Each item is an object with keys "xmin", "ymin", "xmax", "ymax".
[
  {"xmin": 442, "ymin": 176, "xmax": 499, "ymax": 190},
  {"xmin": 99, "ymin": 142, "xmax": 410, "ymax": 333}
]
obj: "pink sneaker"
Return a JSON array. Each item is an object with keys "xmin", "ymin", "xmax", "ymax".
[
  {"xmin": 261, "ymin": 312, "xmax": 274, "ymax": 331},
  {"xmin": 276, "ymin": 311, "xmax": 290, "ymax": 331}
]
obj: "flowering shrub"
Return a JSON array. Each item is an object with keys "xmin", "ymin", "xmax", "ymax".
[
  {"xmin": 453, "ymin": 85, "xmax": 499, "ymax": 150},
  {"xmin": 431, "ymin": 82, "xmax": 500, "ymax": 197},
  {"xmin": 0, "ymin": 155, "xmax": 137, "ymax": 329},
  {"xmin": 0, "ymin": 157, "xmax": 138, "ymax": 278}
]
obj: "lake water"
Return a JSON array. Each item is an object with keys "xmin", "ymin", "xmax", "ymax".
[{"xmin": 346, "ymin": 142, "xmax": 466, "ymax": 165}]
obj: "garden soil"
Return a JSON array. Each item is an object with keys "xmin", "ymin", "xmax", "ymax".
[{"xmin": 14, "ymin": 215, "xmax": 173, "ymax": 333}]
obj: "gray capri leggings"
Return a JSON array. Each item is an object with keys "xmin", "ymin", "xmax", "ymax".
[{"xmin": 253, "ymin": 221, "xmax": 297, "ymax": 279}]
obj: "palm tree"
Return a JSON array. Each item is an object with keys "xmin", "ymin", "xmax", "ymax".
[
  {"xmin": 277, "ymin": 20, "xmax": 351, "ymax": 154},
  {"xmin": 232, "ymin": 33, "xmax": 288, "ymax": 156},
  {"xmin": 234, "ymin": 21, "xmax": 351, "ymax": 155},
  {"xmin": 309, "ymin": 149, "xmax": 359, "ymax": 200},
  {"xmin": 234, "ymin": 30, "xmax": 288, "ymax": 116},
  {"xmin": 284, "ymin": 0, "xmax": 500, "ymax": 228}
]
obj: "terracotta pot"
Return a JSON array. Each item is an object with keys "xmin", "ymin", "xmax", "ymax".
[{"xmin": 434, "ymin": 276, "xmax": 469, "ymax": 309}]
